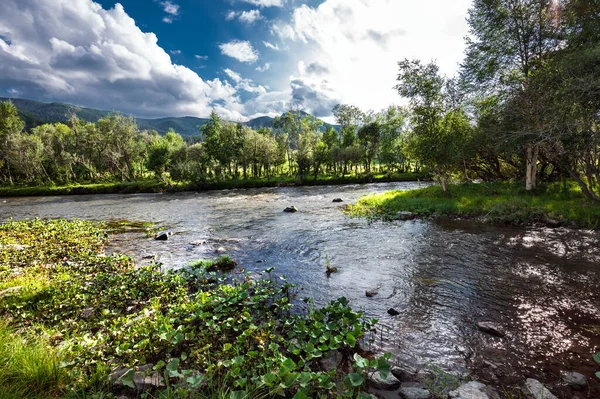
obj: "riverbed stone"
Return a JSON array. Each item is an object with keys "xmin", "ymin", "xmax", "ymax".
[
  {"xmin": 368, "ymin": 371, "xmax": 401, "ymax": 390},
  {"xmin": 391, "ymin": 365, "xmax": 418, "ymax": 382},
  {"xmin": 560, "ymin": 371, "xmax": 587, "ymax": 390},
  {"xmin": 366, "ymin": 289, "xmax": 379, "ymax": 297},
  {"xmin": 332, "ymin": 198, "xmax": 344, "ymax": 203},
  {"xmin": 283, "ymin": 206, "xmax": 298, "ymax": 213},
  {"xmin": 155, "ymin": 231, "xmax": 172, "ymax": 241},
  {"xmin": 524, "ymin": 378, "xmax": 558, "ymax": 399},
  {"xmin": 397, "ymin": 211, "xmax": 416, "ymax": 221},
  {"xmin": 399, "ymin": 386, "xmax": 431, "ymax": 399},
  {"xmin": 477, "ymin": 321, "xmax": 505, "ymax": 337},
  {"xmin": 448, "ymin": 381, "xmax": 492, "ymax": 399},
  {"xmin": 387, "ymin": 308, "xmax": 400, "ymax": 316}
]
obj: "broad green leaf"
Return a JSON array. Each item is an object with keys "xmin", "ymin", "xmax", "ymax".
[
  {"xmin": 120, "ymin": 369, "xmax": 136, "ymax": 389},
  {"xmin": 346, "ymin": 373, "xmax": 364, "ymax": 387},
  {"xmin": 353, "ymin": 353, "xmax": 369, "ymax": 369},
  {"xmin": 345, "ymin": 333, "xmax": 356, "ymax": 347}
]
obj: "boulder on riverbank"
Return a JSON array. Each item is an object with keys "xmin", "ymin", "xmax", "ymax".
[
  {"xmin": 448, "ymin": 381, "xmax": 498, "ymax": 399},
  {"xmin": 368, "ymin": 371, "xmax": 401, "ymax": 390},
  {"xmin": 283, "ymin": 206, "xmax": 298, "ymax": 213},
  {"xmin": 524, "ymin": 379, "xmax": 558, "ymax": 399},
  {"xmin": 397, "ymin": 211, "xmax": 417, "ymax": 221}
]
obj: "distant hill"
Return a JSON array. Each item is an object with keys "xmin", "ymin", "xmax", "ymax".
[{"xmin": 1, "ymin": 97, "xmax": 339, "ymax": 137}]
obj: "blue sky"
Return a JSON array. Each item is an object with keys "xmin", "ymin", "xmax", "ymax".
[{"xmin": 0, "ymin": 0, "xmax": 472, "ymax": 122}]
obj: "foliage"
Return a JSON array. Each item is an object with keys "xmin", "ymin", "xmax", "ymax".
[{"xmin": 0, "ymin": 219, "xmax": 390, "ymax": 398}]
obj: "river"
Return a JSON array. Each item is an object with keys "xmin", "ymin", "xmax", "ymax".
[{"xmin": 2, "ymin": 182, "xmax": 599, "ymax": 396}]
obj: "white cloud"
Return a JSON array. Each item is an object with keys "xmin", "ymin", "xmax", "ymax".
[
  {"xmin": 256, "ymin": 63, "xmax": 271, "ymax": 72},
  {"xmin": 194, "ymin": 55, "xmax": 208, "ymax": 60},
  {"xmin": 263, "ymin": 41, "xmax": 280, "ymax": 51},
  {"xmin": 162, "ymin": 16, "xmax": 173, "ymax": 24},
  {"xmin": 161, "ymin": 1, "xmax": 179, "ymax": 15},
  {"xmin": 273, "ymin": 0, "xmax": 471, "ymax": 114},
  {"xmin": 170, "ymin": 49, "xmax": 181, "ymax": 55},
  {"xmin": 224, "ymin": 68, "xmax": 243, "ymax": 83},
  {"xmin": 241, "ymin": 0, "xmax": 285, "ymax": 7},
  {"xmin": 225, "ymin": 10, "xmax": 237, "ymax": 21},
  {"xmin": 0, "ymin": 0, "xmax": 251, "ymax": 119},
  {"xmin": 238, "ymin": 10, "xmax": 263, "ymax": 24},
  {"xmin": 225, "ymin": 10, "xmax": 263, "ymax": 25},
  {"xmin": 219, "ymin": 40, "xmax": 259, "ymax": 63}
]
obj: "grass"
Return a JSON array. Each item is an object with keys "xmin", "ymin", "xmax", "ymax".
[
  {"xmin": 347, "ymin": 180, "xmax": 600, "ymax": 229},
  {"xmin": 0, "ymin": 172, "xmax": 428, "ymax": 197},
  {"xmin": 0, "ymin": 219, "xmax": 388, "ymax": 398},
  {"xmin": 0, "ymin": 322, "xmax": 69, "ymax": 399}
]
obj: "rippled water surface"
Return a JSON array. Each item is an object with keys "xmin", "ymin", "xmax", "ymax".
[{"xmin": 2, "ymin": 182, "xmax": 599, "ymax": 394}]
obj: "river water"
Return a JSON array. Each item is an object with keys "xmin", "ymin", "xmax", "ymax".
[{"xmin": 2, "ymin": 182, "xmax": 599, "ymax": 395}]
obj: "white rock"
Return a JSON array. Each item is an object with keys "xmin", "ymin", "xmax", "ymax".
[
  {"xmin": 448, "ymin": 381, "xmax": 491, "ymax": 399},
  {"xmin": 524, "ymin": 378, "xmax": 558, "ymax": 399}
]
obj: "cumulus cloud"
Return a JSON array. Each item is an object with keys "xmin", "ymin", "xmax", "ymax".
[
  {"xmin": 256, "ymin": 63, "xmax": 271, "ymax": 72},
  {"xmin": 238, "ymin": 10, "xmax": 263, "ymax": 24},
  {"xmin": 219, "ymin": 40, "xmax": 259, "ymax": 63},
  {"xmin": 240, "ymin": 0, "xmax": 285, "ymax": 7},
  {"xmin": 225, "ymin": 10, "xmax": 263, "ymax": 25},
  {"xmin": 160, "ymin": 1, "xmax": 179, "ymax": 23},
  {"xmin": 0, "ymin": 0, "xmax": 251, "ymax": 119},
  {"xmin": 290, "ymin": 77, "xmax": 340, "ymax": 117},
  {"xmin": 161, "ymin": 1, "xmax": 179, "ymax": 15},
  {"xmin": 273, "ymin": 0, "xmax": 471, "ymax": 114},
  {"xmin": 223, "ymin": 68, "xmax": 243, "ymax": 83}
]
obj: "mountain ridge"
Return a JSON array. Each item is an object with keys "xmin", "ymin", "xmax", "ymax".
[{"xmin": 1, "ymin": 97, "xmax": 339, "ymax": 137}]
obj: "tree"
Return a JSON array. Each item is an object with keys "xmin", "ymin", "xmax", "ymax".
[
  {"xmin": 0, "ymin": 101, "xmax": 25, "ymax": 183},
  {"xmin": 396, "ymin": 59, "xmax": 472, "ymax": 191},
  {"xmin": 332, "ymin": 104, "xmax": 365, "ymax": 174},
  {"xmin": 377, "ymin": 106, "xmax": 409, "ymax": 172},
  {"xmin": 462, "ymin": 0, "xmax": 561, "ymax": 190},
  {"xmin": 357, "ymin": 122, "xmax": 380, "ymax": 173}
]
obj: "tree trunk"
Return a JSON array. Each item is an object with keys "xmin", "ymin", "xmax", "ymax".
[{"xmin": 525, "ymin": 143, "xmax": 539, "ymax": 191}]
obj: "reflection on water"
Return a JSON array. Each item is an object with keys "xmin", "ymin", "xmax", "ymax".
[{"xmin": 2, "ymin": 183, "xmax": 599, "ymax": 394}]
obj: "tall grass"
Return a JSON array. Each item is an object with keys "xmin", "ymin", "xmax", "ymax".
[{"xmin": 0, "ymin": 322, "xmax": 69, "ymax": 399}]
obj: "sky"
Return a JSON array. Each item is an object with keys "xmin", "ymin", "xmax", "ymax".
[{"xmin": 0, "ymin": 0, "xmax": 472, "ymax": 123}]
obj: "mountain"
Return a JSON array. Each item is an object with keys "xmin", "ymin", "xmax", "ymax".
[{"xmin": 1, "ymin": 97, "xmax": 339, "ymax": 137}]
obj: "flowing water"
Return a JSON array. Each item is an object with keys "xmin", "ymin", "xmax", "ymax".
[{"xmin": 2, "ymin": 182, "xmax": 599, "ymax": 396}]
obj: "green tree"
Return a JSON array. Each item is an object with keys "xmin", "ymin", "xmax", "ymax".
[
  {"xmin": 462, "ymin": 0, "xmax": 561, "ymax": 190},
  {"xmin": 0, "ymin": 101, "xmax": 25, "ymax": 183},
  {"xmin": 396, "ymin": 59, "xmax": 472, "ymax": 191}
]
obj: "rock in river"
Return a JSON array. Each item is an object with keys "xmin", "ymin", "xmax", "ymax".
[
  {"xmin": 397, "ymin": 211, "xmax": 416, "ymax": 221},
  {"xmin": 332, "ymin": 198, "xmax": 344, "ymax": 203},
  {"xmin": 399, "ymin": 386, "xmax": 431, "ymax": 399},
  {"xmin": 449, "ymin": 381, "xmax": 497, "ymax": 399},
  {"xmin": 283, "ymin": 206, "xmax": 298, "ymax": 213},
  {"xmin": 477, "ymin": 321, "xmax": 505, "ymax": 337},
  {"xmin": 560, "ymin": 371, "xmax": 587, "ymax": 390},
  {"xmin": 155, "ymin": 231, "xmax": 172, "ymax": 241},
  {"xmin": 387, "ymin": 308, "xmax": 400, "ymax": 316},
  {"xmin": 524, "ymin": 378, "xmax": 558, "ymax": 399}
]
